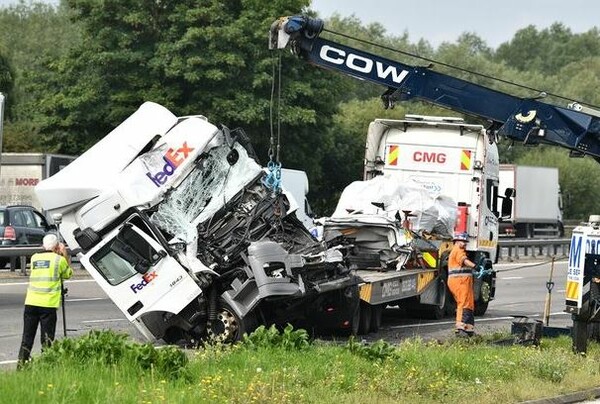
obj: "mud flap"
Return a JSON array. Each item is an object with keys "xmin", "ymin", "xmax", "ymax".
[{"xmin": 419, "ymin": 276, "xmax": 445, "ymax": 306}]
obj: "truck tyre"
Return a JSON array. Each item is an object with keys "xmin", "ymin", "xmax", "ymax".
[
  {"xmin": 0, "ymin": 258, "xmax": 7, "ymax": 269},
  {"xmin": 208, "ymin": 299, "xmax": 257, "ymax": 343},
  {"xmin": 572, "ymin": 317, "xmax": 589, "ymax": 354},
  {"xmin": 474, "ymin": 279, "xmax": 492, "ymax": 316},
  {"xmin": 370, "ymin": 305, "xmax": 383, "ymax": 333},
  {"xmin": 357, "ymin": 302, "xmax": 372, "ymax": 335},
  {"xmin": 439, "ymin": 258, "xmax": 456, "ymax": 317}
]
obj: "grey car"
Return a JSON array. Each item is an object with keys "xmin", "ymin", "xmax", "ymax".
[{"xmin": 0, "ymin": 205, "xmax": 56, "ymax": 268}]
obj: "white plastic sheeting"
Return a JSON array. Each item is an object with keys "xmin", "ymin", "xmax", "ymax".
[{"xmin": 331, "ymin": 174, "xmax": 457, "ymax": 238}]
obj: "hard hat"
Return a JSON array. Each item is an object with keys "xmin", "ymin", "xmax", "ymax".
[{"xmin": 453, "ymin": 232, "xmax": 469, "ymax": 242}]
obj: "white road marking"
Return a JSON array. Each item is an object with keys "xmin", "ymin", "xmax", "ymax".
[
  {"xmin": 82, "ymin": 319, "xmax": 127, "ymax": 324},
  {"xmin": 0, "ymin": 360, "xmax": 17, "ymax": 365},
  {"xmin": 0, "ymin": 279, "xmax": 96, "ymax": 287},
  {"xmin": 500, "ymin": 276, "xmax": 523, "ymax": 280},
  {"xmin": 66, "ymin": 297, "xmax": 106, "ymax": 302}
]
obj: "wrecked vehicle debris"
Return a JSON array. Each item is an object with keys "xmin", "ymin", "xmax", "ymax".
[{"xmin": 35, "ymin": 102, "xmax": 356, "ymax": 345}]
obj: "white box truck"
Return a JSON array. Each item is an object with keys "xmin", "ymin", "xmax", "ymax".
[
  {"xmin": 498, "ymin": 165, "xmax": 564, "ymax": 238},
  {"xmin": 0, "ymin": 153, "xmax": 76, "ymax": 210},
  {"xmin": 324, "ymin": 115, "xmax": 505, "ymax": 320}
]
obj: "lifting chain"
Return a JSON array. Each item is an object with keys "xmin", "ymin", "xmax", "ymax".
[{"xmin": 263, "ymin": 54, "xmax": 283, "ymax": 193}]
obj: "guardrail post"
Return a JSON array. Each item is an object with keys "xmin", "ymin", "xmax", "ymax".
[{"xmin": 20, "ymin": 256, "xmax": 27, "ymax": 276}]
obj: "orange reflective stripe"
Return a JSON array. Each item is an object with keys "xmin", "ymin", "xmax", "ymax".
[
  {"xmin": 460, "ymin": 150, "xmax": 472, "ymax": 170},
  {"xmin": 387, "ymin": 145, "xmax": 399, "ymax": 166}
]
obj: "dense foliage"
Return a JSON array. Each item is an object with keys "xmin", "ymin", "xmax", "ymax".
[{"xmin": 1, "ymin": 1, "xmax": 600, "ymax": 217}]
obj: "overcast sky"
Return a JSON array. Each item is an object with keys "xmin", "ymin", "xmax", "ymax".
[
  {"xmin": 311, "ymin": 0, "xmax": 599, "ymax": 48},
  {"xmin": 0, "ymin": 0, "xmax": 598, "ymax": 49}
]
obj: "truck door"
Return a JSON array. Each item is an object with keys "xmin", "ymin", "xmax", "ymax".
[{"xmin": 80, "ymin": 215, "xmax": 202, "ymax": 322}]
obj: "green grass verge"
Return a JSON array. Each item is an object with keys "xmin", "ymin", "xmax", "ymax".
[{"xmin": 1, "ymin": 327, "xmax": 599, "ymax": 403}]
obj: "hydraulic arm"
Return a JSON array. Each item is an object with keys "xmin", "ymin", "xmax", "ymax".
[{"xmin": 270, "ymin": 15, "xmax": 600, "ymax": 162}]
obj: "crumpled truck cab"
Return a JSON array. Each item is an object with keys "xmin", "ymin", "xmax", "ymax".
[{"xmin": 35, "ymin": 102, "xmax": 355, "ymax": 344}]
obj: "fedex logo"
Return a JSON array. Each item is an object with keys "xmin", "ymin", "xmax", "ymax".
[
  {"xmin": 130, "ymin": 271, "xmax": 158, "ymax": 294},
  {"xmin": 146, "ymin": 142, "xmax": 194, "ymax": 187}
]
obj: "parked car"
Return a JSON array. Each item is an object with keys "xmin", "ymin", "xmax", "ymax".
[{"xmin": 0, "ymin": 205, "xmax": 56, "ymax": 269}]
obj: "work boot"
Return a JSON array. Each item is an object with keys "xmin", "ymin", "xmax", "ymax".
[{"xmin": 455, "ymin": 329, "xmax": 471, "ymax": 338}]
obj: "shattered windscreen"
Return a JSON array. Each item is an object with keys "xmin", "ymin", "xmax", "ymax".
[{"xmin": 150, "ymin": 142, "xmax": 263, "ymax": 242}]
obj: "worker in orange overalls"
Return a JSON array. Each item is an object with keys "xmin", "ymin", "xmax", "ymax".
[{"xmin": 447, "ymin": 232, "xmax": 477, "ymax": 337}]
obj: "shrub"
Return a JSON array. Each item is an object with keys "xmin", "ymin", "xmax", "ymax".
[
  {"xmin": 242, "ymin": 324, "xmax": 310, "ymax": 350},
  {"xmin": 33, "ymin": 330, "xmax": 189, "ymax": 379}
]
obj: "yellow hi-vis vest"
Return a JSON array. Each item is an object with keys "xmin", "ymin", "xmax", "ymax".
[{"xmin": 25, "ymin": 252, "xmax": 73, "ymax": 308}]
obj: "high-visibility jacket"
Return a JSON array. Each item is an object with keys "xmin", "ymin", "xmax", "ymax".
[{"xmin": 25, "ymin": 252, "xmax": 73, "ymax": 308}]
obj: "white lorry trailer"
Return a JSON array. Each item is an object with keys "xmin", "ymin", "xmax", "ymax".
[
  {"xmin": 0, "ymin": 153, "xmax": 75, "ymax": 210},
  {"xmin": 323, "ymin": 115, "xmax": 501, "ymax": 322},
  {"xmin": 498, "ymin": 165, "xmax": 563, "ymax": 238}
]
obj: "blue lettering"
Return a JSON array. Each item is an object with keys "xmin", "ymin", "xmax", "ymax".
[
  {"xmin": 146, "ymin": 157, "xmax": 177, "ymax": 187},
  {"xmin": 570, "ymin": 236, "xmax": 582, "ymax": 268},
  {"xmin": 129, "ymin": 271, "xmax": 158, "ymax": 294}
]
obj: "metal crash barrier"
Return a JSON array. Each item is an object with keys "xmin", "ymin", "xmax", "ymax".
[
  {"xmin": 497, "ymin": 238, "xmax": 571, "ymax": 262},
  {"xmin": 0, "ymin": 239, "xmax": 571, "ymax": 272},
  {"xmin": 0, "ymin": 246, "xmax": 75, "ymax": 275}
]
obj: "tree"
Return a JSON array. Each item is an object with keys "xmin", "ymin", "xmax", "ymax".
[
  {"xmin": 0, "ymin": 1, "xmax": 80, "ymax": 150},
  {"xmin": 0, "ymin": 1, "xmax": 79, "ymax": 114},
  {"xmin": 495, "ymin": 24, "xmax": 600, "ymax": 76},
  {"xmin": 0, "ymin": 50, "xmax": 14, "ymax": 118},
  {"xmin": 30, "ymin": 0, "xmax": 360, "ymax": 213}
]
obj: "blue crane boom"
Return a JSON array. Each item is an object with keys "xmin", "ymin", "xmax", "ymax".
[{"xmin": 269, "ymin": 15, "xmax": 600, "ymax": 162}]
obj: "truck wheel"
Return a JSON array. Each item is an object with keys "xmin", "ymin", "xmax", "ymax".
[
  {"xmin": 357, "ymin": 302, "xmax": 372, "ymax": 335},
  {"xmin": 370, "ymin": 305, "xmax": 383, "ymax": 333},
  {"xmin": 208, "ymin": 300, "xmax": 257, "ymax": 343},
  {"xmin": 572, "ymin": 317, "xmax": 589, "ymax": 354},
  {"xmin": 0, "ymin": 258, "xmax": 7, "ymax": 269},
  {"xmin": 474, "ymin": 279, "xmax": 492, "ymax": 316}
]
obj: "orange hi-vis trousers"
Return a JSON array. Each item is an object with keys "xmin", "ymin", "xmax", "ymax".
[{"xmin": 448, "ymin": 272, "xmax": 475, "ymax": 333}]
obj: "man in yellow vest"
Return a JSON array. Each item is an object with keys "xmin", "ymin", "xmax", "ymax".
[{"xmin": 17, "ymin": 233, "xmax": 72, "ymax": 365}]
